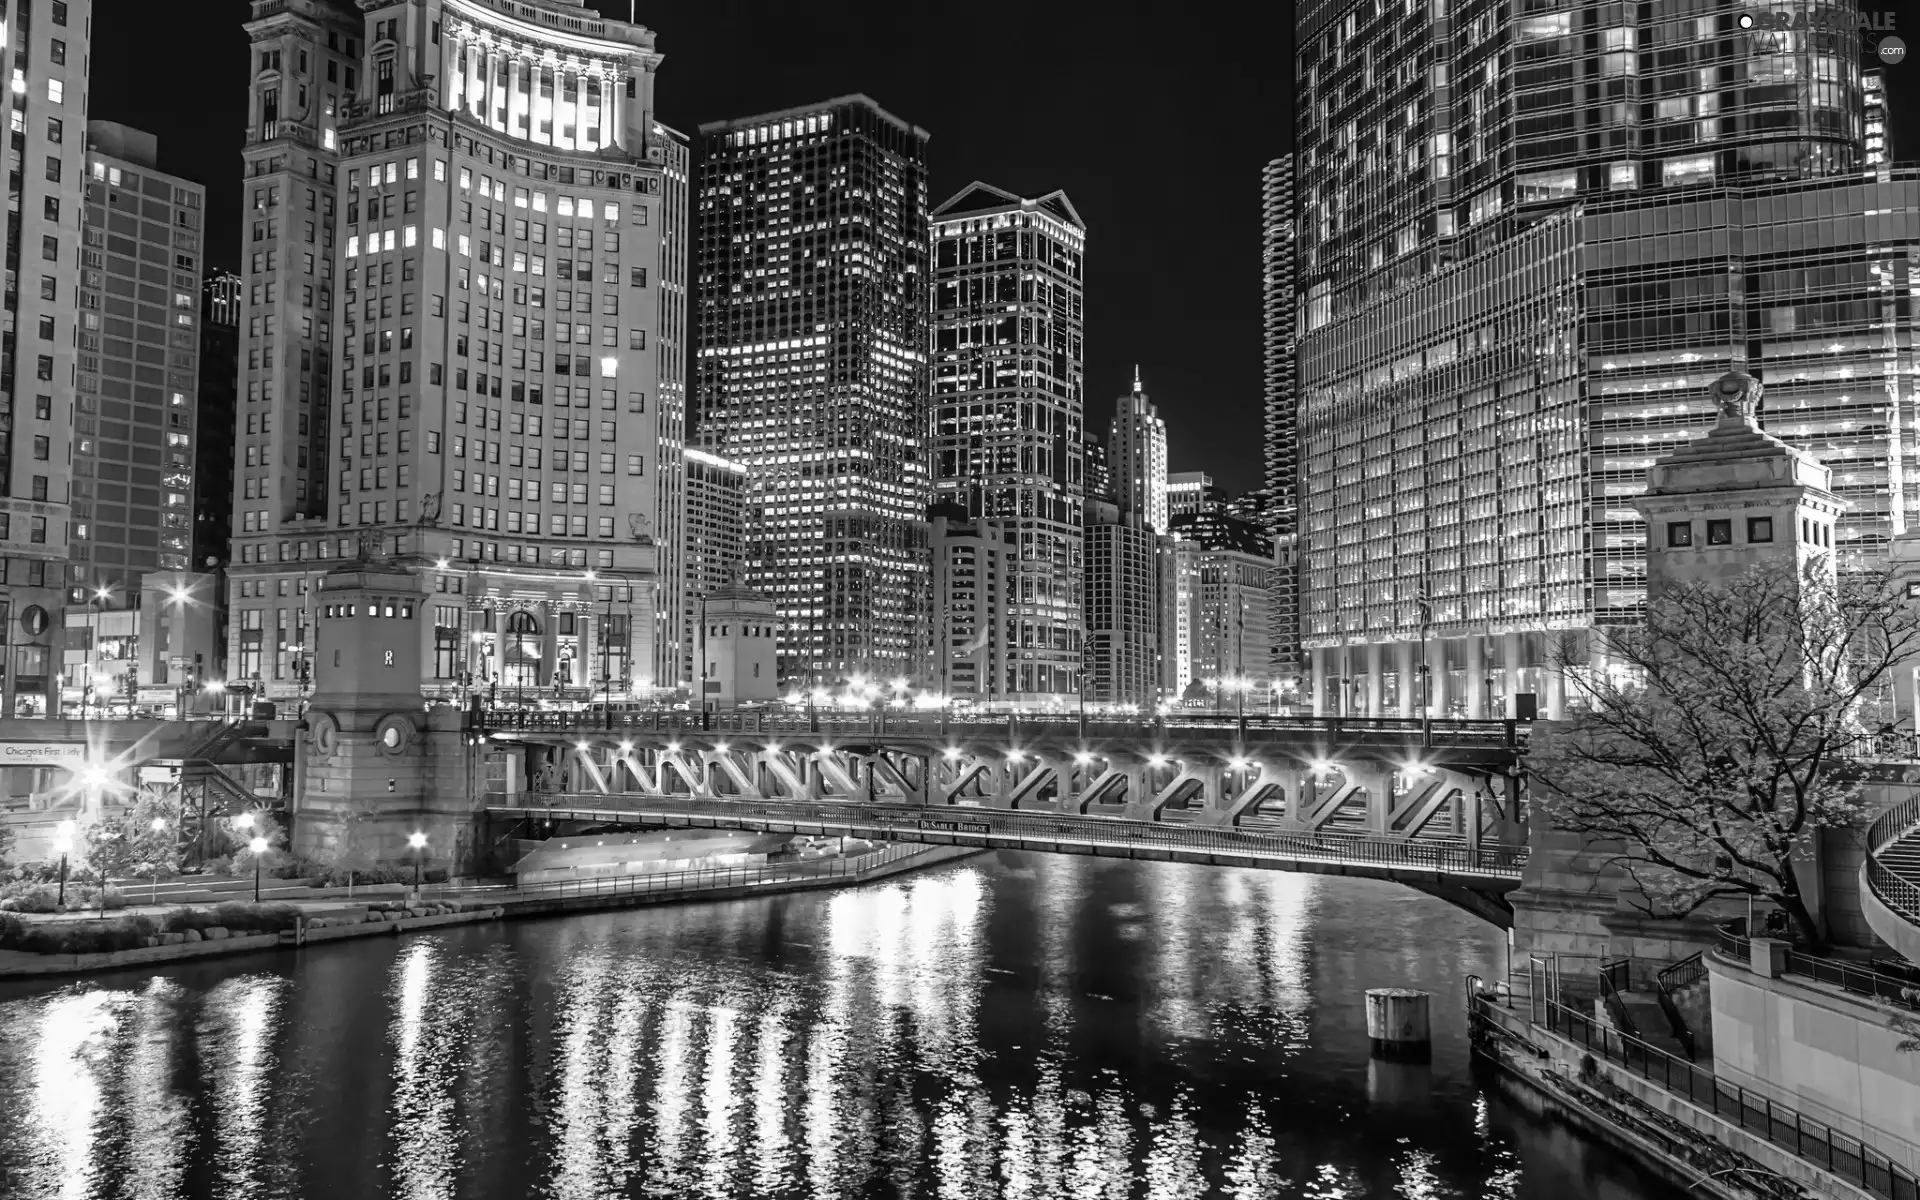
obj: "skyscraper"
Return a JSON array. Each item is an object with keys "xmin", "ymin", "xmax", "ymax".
[
  {"xmin": 1109, "ymin": 370, "xmax": 1168, "ymax": 536},
  {"xmin": 233, "ymin": 0, "xmax": 685, "ymax": 705},
  {"xmin": 1290, "ymin": 0, "xmax": 1890, "ymax": 720},
  {"xmin": 1261, "ymin": 156, "xmax": 1300, "ymax": 694},
  {"xmin": 1083, "ymin": 500, "xmax": 1159, "ymax": 709},
  {"xmin": 76, "ymin": 123, "xmax": 204, "ymax": 590},
  {"xmin": 695, "ymin": 96, "xmax": 931, "ymax": 688},
  {"xmin": 929, "ymin": 183, "xmax": 1085, "ymax": 701},
  {"xmin": 0, "ymin": 0, "xmax": 90, "ymax": 718}
]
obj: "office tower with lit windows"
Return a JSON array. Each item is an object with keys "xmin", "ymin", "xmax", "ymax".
[
  {"xmin": 195, "ymin": 272, "xmax": 242, "ymax": 571},
  {"xmin": 681, "ymin": 445, "xmax": 748, "ymax": 684},
  {"xmin": 0, "ymin": 0, "xmax": 90, "ymax": 718},
  {"xmin": 1083, "ymin": 434, "xmax": 1112, "ymax": 504},
  {"xmin": 1109, "ymin": 371, "xmax": 1167, "ymax": 536},
  {"xmin": 928, "ymin": 503, "xmax": 1012, "ymax": 705},
  {"xmin": 1166, "ymin": 513, "xmax": 1274, "ymax": 710},
  {"xmin": 1292, "ymin": 0, "xmax": 1883, "ymax": 721},
  {"xmin": 694, "ymin": 96, "xmax": 931, "ymax": 688},
  {"xmin": 1083, "ymin": 499, "xmax": 1159, "ymax": 709},
  {"xmin": 1167, "ymin": 472, "xmax": 1222, "ymax": 521},
  {"xmin": 232, "ymin": 0, "xmax": 686, "ymax": 705},
  {"xmin": 929, "ymin": 183, "xmax": 1086, "ymax": 702}
]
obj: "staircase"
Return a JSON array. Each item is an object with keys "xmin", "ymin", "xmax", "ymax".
[
  {"xmin": 1596, "ymin": 957, "xmax": 1698, "ymax": 1061},
  {"xmin": 1862, "ymin": 793, "xmax": 1920, "ymax": 965}
]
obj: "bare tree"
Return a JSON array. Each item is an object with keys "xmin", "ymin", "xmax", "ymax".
[{"xmin": 1528, "ymin": 557, "xmax": 1920, "ymax": 953}]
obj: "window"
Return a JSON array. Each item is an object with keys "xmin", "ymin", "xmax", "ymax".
[
  {"xmin": 47, "ymin": 79, "xmax": 63, "ymax": 104},
  {"xmin": 46, "ymin": 118, "xmax": 62, "ymax": 144},
  {"xmin": 41, "ymin": 236, "xmax": 58, "ymax": 262},
  {"xmin": 51, "ymin": 1, "xmax": 68, "ymax": 25},
  {"xmin": 625, "ymin": 455, "xmax": 644, "ymax": 476},
  {"xmin": 1747, "ymin": 517, "xmax": 1773, "ymax": 544},
  {"xmin": 31, "ymin": 437, "xmax": 48, "ymax": 461},
  {"xmin": 50, "ymin": 40, "xmax": 65, "ymax": 66},
  {"xmin": 1706, "ymin": 519, "xmax": 1732, "ymax": 546},
  {"xmin": 1667, "ymin": 521, "xmax": 1692, "ymax": 548},
  {"xmin": 36, "ymin": 316, "xmax": 53, "ymax": 340}
]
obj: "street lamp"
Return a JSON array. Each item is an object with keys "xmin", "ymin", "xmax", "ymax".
[
  {"xmin": 408, "ymin": 831, "xmax": 428, "ymax": 890},
  {"xmin": 150, "ymin": 816, "xmax": 169, "ymax": 905},
  {"xmin": 248, "ymin": 836, "xmax": 268, "ymax": 903},
  {"xmin": 53, "ymin": 819, "xmax": 74, "ymax": 908}
]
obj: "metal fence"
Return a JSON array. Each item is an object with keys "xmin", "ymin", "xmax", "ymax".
[
  {"xmin": 496, "ymin": 790, "xmax": 1529, "ymax": 880},
  {"xmin": 1717, "ymin": 928, "xmax": 1920, "ymax": 1014},
  {"xmin": 1485, "ymin": 984, "xmax": 1920, "ymax": 1200},
  {"xmin": 477, "ymin": 708, "xmax": 1529, "ymax": 749}
]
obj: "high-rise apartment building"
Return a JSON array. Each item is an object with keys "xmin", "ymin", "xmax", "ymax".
[
  {"xmin": 1261, "ymin": 156, "xmax": 1301, "ymax": 692},
  {"xmin": 1109, "ymin": 371, "xmax": 1168, "ymax": 535},
  {"xmin": 681, "ymin": 445, "xmax": 747, "ymax": 684},
  {"xmin": 929, "ymin": 183, "xmax": 1086, "ymax": 701},
  {"xmin": 1083, "ymin": 499, "xmax": 1159, "ymax": 709},
  {"xmin": 233, "ymin": 0, "xmax": 686, "ymax": 705},
  {"xmin": 694, "ymin": 96, "xmax": 930, "ymax": 689},
  {"xmin": 76, "ymin": 123, "xmax": 204, "ymax": 590},
  {"xmin": 1290, "ymin": 0, "xmax": 1891, "ymax": 721},
  {"xmin": 195, "ymin": 272, "xmax": 242, "ymax": 570},
  {"xmin": 1261, "ymin": 156, "xmax": 1295, "ymax": 521}
]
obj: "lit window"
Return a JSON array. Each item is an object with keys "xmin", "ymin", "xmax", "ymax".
[{"xmin": 46, "ymin": 79, "xmax": 63, "ymax": 104}]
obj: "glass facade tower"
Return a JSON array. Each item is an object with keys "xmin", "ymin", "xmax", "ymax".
[
  {"xmin": 694, "ymin": 96, "xmax": 931, "ymax": 688},
  {"xmin": 1290, "ymin": 0, "xmax": 1882, "ymax": 720}
]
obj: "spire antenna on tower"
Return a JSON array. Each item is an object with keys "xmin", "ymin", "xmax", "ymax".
[{"xmin": 1133, "ymin": 364, "xmax": 1141, "ymax": 393}]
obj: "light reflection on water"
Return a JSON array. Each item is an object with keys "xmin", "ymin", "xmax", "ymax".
[{"xmin": 0, "ymin": 853, "xmax": 1683, "ymax": 1199}]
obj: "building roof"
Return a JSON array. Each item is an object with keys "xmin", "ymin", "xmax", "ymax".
[
  {"xmin": 1645, "ymin": 371, "xmax": 1836, "ymax": 498},
  {"xmin": 933, "ymin": 182, "xmax": 1084, "ymax": 229},
  {"xmin": 698, "ymin": 94, "xmax": 929, "ymax": 141}
]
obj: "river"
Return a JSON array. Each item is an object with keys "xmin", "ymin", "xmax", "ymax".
[{"xmin": 0, "ymin": 852, "xmax": 1684, "ymax": 1199}]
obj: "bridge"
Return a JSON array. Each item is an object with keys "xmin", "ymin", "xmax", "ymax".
[{"xmin": 477, "ymin": 711, "xmax": 1532, "ymax": 925}]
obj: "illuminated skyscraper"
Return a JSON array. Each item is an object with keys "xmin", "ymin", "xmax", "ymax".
[
  {"xmin": 232, "ymin": 0, "xmax": 686, "ymax": 704},
  {"xmin": 1109, "ymin": 370, "xmax": 1168, "ymax": 536},
  {"xmin": 929, "ymin": 183, "xmax": 1085, "ymax": 701},
  {"xmin": 1293, "ymin": 0, "xmax": 1884, "ymax": 720},
  {"xmin": 695, "ymin": 96, "xmax": 931, "ymax": 687}
]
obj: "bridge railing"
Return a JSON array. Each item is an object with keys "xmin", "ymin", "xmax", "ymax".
[
  {"xmin": 479, "ymin": 708, "xmax": 1529, "ymax": 749},
  {"xmin": 494, "ymin": 790, "xmax": 1529, "ymax": 880}
]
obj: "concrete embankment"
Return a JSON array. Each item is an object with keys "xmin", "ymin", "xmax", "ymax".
[{"xmin": 0, "ymin": 846, "xmax": 979, "ymax": 980}]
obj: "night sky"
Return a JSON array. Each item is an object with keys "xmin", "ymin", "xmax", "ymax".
[
  {"xmin": 90, "ymin": 0, "xmax": 1291, "ymax": 494},
  {"xmin": 87, "ymin": 2, "xmax": 1916, "ymax": 498}
]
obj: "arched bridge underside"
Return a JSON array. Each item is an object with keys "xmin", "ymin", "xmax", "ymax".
[{"xmin": 482, "ymin": 718, "xmax": 1529, "ymax": 927}]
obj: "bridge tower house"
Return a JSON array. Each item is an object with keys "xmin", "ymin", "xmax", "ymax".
[
  {"xmin": 297, "ymin": 554, "xmax": 478, "ymax": 874},
  {"xmin": 1511, "ymin": 370, "xmax": 1847, "ymax": 966}
]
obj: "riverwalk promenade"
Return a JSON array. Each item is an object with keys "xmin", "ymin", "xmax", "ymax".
[{"xmin": 0, "ymin": 842, "xmax": 974, "ymax": 979}]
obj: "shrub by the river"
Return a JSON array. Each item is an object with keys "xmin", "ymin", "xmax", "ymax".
[
  {"xmin": 0, "ymin": 912, "xmax": 24, "ymax": 948},
  {"xmin": 0, "ymin": 886, "xmax": 60, "ymax": 914},
  {"xmin": 16, "ymin": 915, "xmax": 158, "ymax": 955}
]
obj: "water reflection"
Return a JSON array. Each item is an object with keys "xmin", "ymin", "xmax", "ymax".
[{"xmin": 0, "ymin": 854, "xmax": 1686, "ymax": 1199}]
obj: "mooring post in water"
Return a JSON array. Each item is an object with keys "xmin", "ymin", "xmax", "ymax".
[{"xmin": 1366, "ymin": 988, "xmax": 1432, "ymax": 1060}]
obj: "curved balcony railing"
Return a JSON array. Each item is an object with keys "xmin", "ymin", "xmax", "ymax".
[{"xmin": 1863, "ymin": 791, "xmax": 1920, "ymax": 934}]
